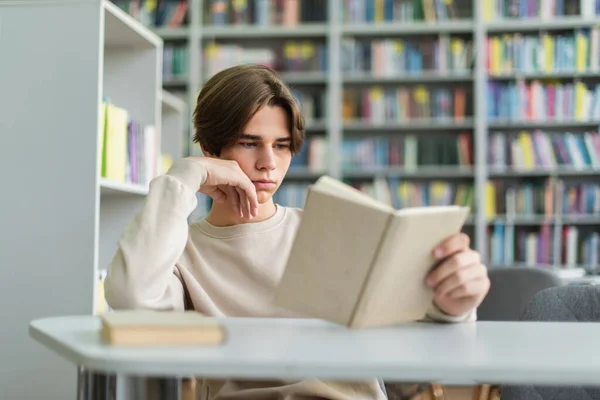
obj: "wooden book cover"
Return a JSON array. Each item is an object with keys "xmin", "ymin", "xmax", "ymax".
[
  {"xmin": 100, "ymin": 310, "xmax": 225, "ymax": 346},
  {"xmin": 274, "ymin": 176, "xmax": 469, "ymax": 328}
]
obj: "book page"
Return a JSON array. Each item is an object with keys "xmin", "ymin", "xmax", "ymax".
[
  {"xmin": 101, "ymin": 310, "xmax": 214, "ymax": 328},
  {"xmin": 273, "ymin": 188, "xmax": 392, "ymax": 326}
]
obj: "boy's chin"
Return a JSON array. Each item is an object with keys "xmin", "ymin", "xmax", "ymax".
[{"xmin": 256, "ymin": 190, "xmax": 274, "ymax": 204}]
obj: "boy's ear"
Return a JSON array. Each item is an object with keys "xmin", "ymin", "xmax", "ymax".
[{"xmin": 199, "ymin": 144, "xmax": 215, "ymax": 158}]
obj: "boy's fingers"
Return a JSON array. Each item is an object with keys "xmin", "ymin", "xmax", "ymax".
[
  {"xmin": 223, "ymin": 186, "xmax": 242, "ymax": 217},
  {"xmin": 239, "ymin": 179, "xmax": 259, "ymax": 216},
  {"xmin": 236, "ymin": 187, "xmax": 251, "ymax": 219},
  {"xmin": 448, "ymin": 277, "xmax": 490, "ymax": 299},
  {"xmin": 427, "ymin": 250, "xmax": 480, "ymax": 287},
  {"xmin": 434, "ymin": 263, "xmax": 481, "ymax": 298},
  {"xmin": 433, "ymin": 232, "xmax": 470, "ymax": 259}
]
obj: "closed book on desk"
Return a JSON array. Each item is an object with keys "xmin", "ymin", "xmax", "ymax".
[
  {"xmin": 273, "ymin": 176, "xmax": 469, "ymax": 329},
  {"xmin": 100, "ymin": 310, "xmax": 225, "ymax": 346}
]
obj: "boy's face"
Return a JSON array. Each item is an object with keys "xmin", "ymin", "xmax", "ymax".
[{"xmin": 220, "ymin": 105, "xmax": 293, "ymax": 204}]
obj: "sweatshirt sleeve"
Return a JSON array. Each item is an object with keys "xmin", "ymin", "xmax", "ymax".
[
  {"xmin": 104, "ymin": 158, "xmax": 208, "ymax": 311},
  {"xmin": 423, "ymin": 302, "xmax": 477, "ymax": 323}
]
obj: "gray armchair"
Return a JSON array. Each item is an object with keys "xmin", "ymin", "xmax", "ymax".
[
  {"xmin": 477, "ymin": 267, "xmax": 562, "ymax": 321},
  {"xmin": 500, "ymin": 285, "xmax": 600, "ymax": 400}
]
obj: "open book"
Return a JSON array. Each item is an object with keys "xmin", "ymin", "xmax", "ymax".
[
  {"xmin": 100, "ymin": 310, "xmax": 225, "ymax": 346},
  {"xmin": 273, "ymin": 176, "xmax": 470, "ymax": 329}
]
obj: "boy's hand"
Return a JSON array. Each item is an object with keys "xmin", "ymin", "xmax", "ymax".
[
  {"xmin": 189, "ymin": 157, "xmax": 259, "ymax": 219},
  {"xmin": 425, "ymin": 233, "xmax": 490, "ymax": 317}
]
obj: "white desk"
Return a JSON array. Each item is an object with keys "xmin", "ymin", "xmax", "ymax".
[{"xmin": 30, "ymin": 315, "xmax": 600, "ymax": 399}]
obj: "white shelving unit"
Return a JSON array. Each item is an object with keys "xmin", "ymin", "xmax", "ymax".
[
  {"xmin": 160, "ymin": 89, "xmax": 188, "ymax": 161},
  {"xmin": 0, "ymin": 1, "xmax": 171, "ymax": 398}
]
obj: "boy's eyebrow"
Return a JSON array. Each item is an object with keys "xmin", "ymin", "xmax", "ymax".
[{"xmin": 239, "ymin": 133, "xmax": 291, "ymax": 142}]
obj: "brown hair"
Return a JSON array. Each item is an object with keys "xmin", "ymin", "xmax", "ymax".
[{"xmin": 192, "ymin": 64, "xmax": 305, "ymax": 156}]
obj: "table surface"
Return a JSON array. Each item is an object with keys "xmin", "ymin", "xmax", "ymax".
[{"xmin": 29, "ymin": 315, "xmax": 600, "ymax": 386}]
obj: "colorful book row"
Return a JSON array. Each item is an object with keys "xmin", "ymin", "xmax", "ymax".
[
  {"xmin": 341, "ymin": 36, "xmax": 473, "ymax": 75},
  {"xmin": 488, "ymin": 223, "xmax": 600, "ymax": 271},
  {"xmin": 206, "ymin": 0, "xmax": 327, "ymax": 26},
  {"xmin": 487, "ymin": 81, "xmax": 600, "ymax": 121},
  {"xmin": 100, "ymin": 100, "xmax": 160, "ymax": 186},
  {"xmin": 273, "ymin": 179, "xmax": 475, "ymax": 212},
  {"xmin": 343, "ymin": 86, "xmax": 468, "ymax": 122},
  {"xmin": 340, "ymin": 134, "xmax": 472, "ymax": 169},
  {"xmin": 111, "ymin": 0, "xmax": 188, "ymax": 28},
  {"xmin": 487, "ymin": 178, "xmax": 600, "ymax": 218},
  {"xmin": 341, "ymin": 0, "xmax": 462, "ymax": 23},
  {"xmin": 486, "ymin": 29, "xmax": 600, "ymax": 75},
  {"xmin": 355, "ymin": 178, "xmax": 474, "ymax": 210},
  {"xmin": 488, "ymin": 130, "xmax": 600, "ymax": 170},
  {"xmin": 203, "ymin": 41, "xmax": 328, "ymax": 79},
  {"xmin": 484, "ymin": 0, "xmax": 600, "ymax": 20}
]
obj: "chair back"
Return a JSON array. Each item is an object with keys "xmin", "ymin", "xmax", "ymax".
[
  {"xmin": 500, "ymin": 285, "xmax": 600, "ymax": 400},
  {"xmin": 477, "ymin": 267, "xmax": 562, "ymax": 321}
]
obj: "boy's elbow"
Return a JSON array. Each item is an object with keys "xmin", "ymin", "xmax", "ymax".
[
  {"xmin": 103, "ymin": 259, "xmax": 184, "ymax": 311},
  {"xmin": 104, "ymin": 271, "xmax": 145, "ymax": 310},
  {"xmin": 103, "ymin": 255, "xmax": 151, "ymax": 310}
]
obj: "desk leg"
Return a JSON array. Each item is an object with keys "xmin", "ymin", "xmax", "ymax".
[
  {"xmin": 77, "ymin": 366, "xmax": 117, "ymax": 399},
  {"xmin": 77, "ymin": 369, "xmax": 183, "ymax": 400},
  {"xmin": 142, "ymin": 377, "xmax": 183, "ymax": 400},
  {"xmin": 126, "ymin": 376, "xmax": 185, "ymax": 400}
]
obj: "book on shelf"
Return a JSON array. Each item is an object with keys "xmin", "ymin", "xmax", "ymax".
[
  {"xmin": 290, "ymin": 136, "xmax": 328, "ymax": 171},
  {"xmin": 275, "ymin": 178, "xmax": 475, "ymax": 212},
  {"xmin": 487, "ymin": 81, "xmax": 600, "ymax": 122},
  {"xmin": 100, "ymin": 100, "xmax": 172, "ymax": 187},
  {"xmin": 341, "ymin": 0, "xmax": 461, "ymax": 23},
  {"xmin": 111, "ymin": 0, "xmax": 189, "ymax": 28},
  {"xmin": 487, "ymin": 177, "xmax": 600, "ymax": 221},
  {"xmin": 488, "ymin": 222, "xmax": 600, "ymax": 272},
  {"xmin": 343, "ymin": 85, "xmax": 468, "ymax": 123},
  {"xmin": 484, "ymin": 0, "xmax": 599, "ymax": 20},
  {"xmin": 203, "ymin": 41, "xmax": 328, "ymax": 81},
  {"xmin": 341, "ymin": 36, "xmax": 473, "ymax": 76},
  {"xmin": 273, "ymin": 182, "xmax": 311, "ymax": 208},
  {"xmin": 342, "ymin": 133, "xmax": 473, "ymax": 169},
  {"xmin": 487, "ymin": 175, "xmax": 600, "ymax": 271},
  {"xmin": 100, "ymin": 310, "xmax": 225, "ymax": 346},
  {"xmin": 488, "ymin": 129, "xmax": 600, "ymax": 170},
  {"xmin": 206, "ymin": 0, "xmax": 327, "ymax": 26},
  {"xmin": 292, "ymin": 89, "xmax": 328, "ymax": 124},
  {"xmin": 163, "ymin": 44, "xmax": 188, "ymax": 82},
  {"xmin": 361, "ymin": 178, "xmax": 474, "ymax": 210},
  {"xmin": 96, "ymin": 270, "xmax": 109, "ymax": 315},
  {"xmin": 274, "ymin": 175, "xmax": 470, "ymax": 328},
  {"xmin": 486, "ymin": 28, "xmax": 600, "ymax": 74}
]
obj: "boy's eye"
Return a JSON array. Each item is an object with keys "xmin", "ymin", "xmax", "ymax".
[
  {"xmin": 240, "ymin": 142, "xmax": 256, "ymax": 148},
  {"xmin": 275, "ymin": 144, "xmax": 290, "ymax": 150}
]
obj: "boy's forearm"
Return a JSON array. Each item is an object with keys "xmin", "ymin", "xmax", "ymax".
[{"xmin": 104, "ymin": 159, "xmax": 207, "ymax": 311}]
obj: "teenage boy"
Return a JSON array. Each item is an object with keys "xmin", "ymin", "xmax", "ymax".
[{"xmin": 104, "ymin": 64, "xmax": 490, "ymax": 400}]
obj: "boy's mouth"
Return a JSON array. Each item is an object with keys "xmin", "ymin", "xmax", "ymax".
[{"xmin": 252, "ymin": 180, "xmax": 276, "ymax": 190}]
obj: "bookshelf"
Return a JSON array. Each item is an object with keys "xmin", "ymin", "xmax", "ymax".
[
  {"xmin": 0, "ymin": 1, "xmax": 189, "ymax": 398},
  {"xmin": 117, "ymin": 0, "xmax": 600, "ymax": 277}
]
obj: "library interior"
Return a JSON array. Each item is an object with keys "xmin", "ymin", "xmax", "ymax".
[{"xmin": 3, "ymin": 0, "xmax": 600, "ymax": 399}]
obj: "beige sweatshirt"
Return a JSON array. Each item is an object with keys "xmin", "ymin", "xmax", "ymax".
[{"xmin": 104, "ymin": 158, "xmax": 476, "ymax": 400}]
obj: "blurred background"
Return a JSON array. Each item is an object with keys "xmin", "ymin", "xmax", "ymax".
[{"xmin": 2, "ymin": 0, "xmax": 600, "ymax": 398}]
